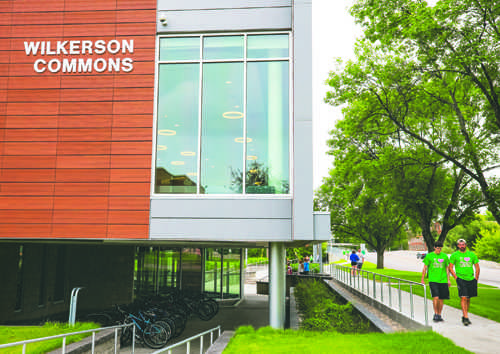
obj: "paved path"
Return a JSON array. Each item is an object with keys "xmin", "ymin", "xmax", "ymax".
[{"xmin": 332, "ymin": 266, "xmax": 500, "ymax": 354}]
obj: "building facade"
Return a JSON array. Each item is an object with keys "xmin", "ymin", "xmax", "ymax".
[{"xmin": 0, "ymin": 0, "xmax": 329, "ymax": 326}]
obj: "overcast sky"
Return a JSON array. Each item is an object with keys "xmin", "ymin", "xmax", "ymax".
[{"xmin": 312, "ymin": 0, "xmax": 361, "ymax": 190}]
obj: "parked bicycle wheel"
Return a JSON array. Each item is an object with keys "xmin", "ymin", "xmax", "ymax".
[
  {"xmin": 142, "ymin": 323, "xmax": 168, "ymax": 349},
  {"xmin": 154, "ymin": 320, "xmax": 173, "ymax": 342}
]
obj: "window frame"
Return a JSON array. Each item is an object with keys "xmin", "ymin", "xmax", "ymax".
[{"xmin": 152, "ymin": 32, "xmax": 294, "ymax": 198}]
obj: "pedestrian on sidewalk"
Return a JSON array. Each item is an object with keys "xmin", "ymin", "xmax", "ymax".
[
  {"xmin": 420, "ymin": 241, "xmax": 450, "ymax": 322},
  {"xmin": 357, "ymin": 249, "xmax": 365, "ymax": 272},
  {"xmin": 298, "ymin": 259, "xmax": 304, "ymax": 274},
  {"xmin": 349, "ymin": 250, "xmax": 359, "ymax": 276},
  {"xmin": 303, "ymin": 256, "xmax": 310, "ymax": 275},
  {"xmin": 448, "ymin": 239, "xmax": 480, "ymax": 326}
]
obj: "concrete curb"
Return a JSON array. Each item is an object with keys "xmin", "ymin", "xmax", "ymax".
[
  {"xmin": 47, "ymin": 328, "xmax": 116, "ymax": 354},
  {"xmin": 205, "ymin": 330, "xmax": 234, "ymax": 354}
]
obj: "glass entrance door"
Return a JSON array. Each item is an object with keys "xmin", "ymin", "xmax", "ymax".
[{"xmin": 204, "ymin": 248, "xmax": 241, "ymax": 299}]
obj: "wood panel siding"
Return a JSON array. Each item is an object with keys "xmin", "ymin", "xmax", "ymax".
[{"xmin": 0, "ymin": 0, "xmax": 155, "ymax": 240}]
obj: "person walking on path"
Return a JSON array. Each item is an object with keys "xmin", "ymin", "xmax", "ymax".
[
  {"xmin": 357, "ymin": 249, "xmax": 365, "ymax": 271},
  {"xmin": 420, "ymin": 241, "xmax": 450, "ymax": 322},
  {"xmin": 449, "ymin": 239, "xmax": 480, "ymax": 326},
  {"xmin": 303, "ymin": 256, "xmax": 310, "ymax": 275},
  {"xmin": 349, "ymin": 250, "xmax": 360, "ymax": 276}
]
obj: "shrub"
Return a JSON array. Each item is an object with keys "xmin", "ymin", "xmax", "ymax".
[
  {"xmin": 294, "ymin": 279, "xmax": 370, "ymax": 333},
  {"xmin": 474, "ymin": 228, "xmax": 500, "ymax": 262}
]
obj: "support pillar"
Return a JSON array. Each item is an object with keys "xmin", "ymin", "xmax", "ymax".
[{"xmin": 269, "ymin": 242, "xmax": 286, "ymax": 329}]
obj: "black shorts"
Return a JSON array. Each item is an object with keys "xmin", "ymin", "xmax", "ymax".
[
  {"xmin": 351, "ymin": 261, "xmax": 358, "ymax": 266},
  {"xmin": 429, "ymin": 282, "xmax": 450, "ymax": 300},
  {"xmin": 357, "ymin": 262, "xmax": 363, "ymax": 269},
  {"xmin": 456, "ymin": 278, "xmax": 478, "ymax": 298}
]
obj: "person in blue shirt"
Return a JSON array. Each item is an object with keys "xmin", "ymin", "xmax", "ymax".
[
  {"xmin": 303, "ymin": 256, "xmax": 310, "ymax": 275},
  {"xmin": 350, "ymin": 250, "xmax": 360, "ymax": 275}
]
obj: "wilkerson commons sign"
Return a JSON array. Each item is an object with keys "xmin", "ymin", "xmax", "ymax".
[{"xmin": 24, "ymin": 39, "xmax": 135, "ymax": 73}]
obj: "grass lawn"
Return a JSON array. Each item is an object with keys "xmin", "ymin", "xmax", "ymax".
[
  {"xmin": 0, "ymin": 322, "xmax": 99, "ymax": 354},
  {"xmin": 343, "ymin": 261, "xmax": 500, "ymax": 323},
  {"xmin": 223, "ymin": 326, "xmax": 472, "ymax": 354}
]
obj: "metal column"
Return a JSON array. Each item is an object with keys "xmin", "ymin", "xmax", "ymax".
[{"xmin": 269, "ymin": 242, "xmax": 286, "ymax": 329}]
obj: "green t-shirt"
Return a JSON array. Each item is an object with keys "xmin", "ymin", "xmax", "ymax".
[
  {"xmin": 450, "ymin": 250, "xmax": 479, "ymax": 281},
  {"xmin": 423, "ymin": 252, "xmax": 450, "ymax": 283}
]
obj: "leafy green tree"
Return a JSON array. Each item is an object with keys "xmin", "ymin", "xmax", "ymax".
[
  {"xmin": 316, "ymin": 129, "xmax": 406, "ymax": 268},
  {"xmin": 344, "ymin": 0, "xmax": 500, "ymax": 223}
]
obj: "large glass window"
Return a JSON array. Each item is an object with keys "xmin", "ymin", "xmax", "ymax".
[{"xmin": 155, "ymin": 34, "xmax": 290, "ymax": 195}]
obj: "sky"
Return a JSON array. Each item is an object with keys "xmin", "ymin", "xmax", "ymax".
[{"xmin": 311, "ymin": 0, "xmax": 362, "ymax": 189}]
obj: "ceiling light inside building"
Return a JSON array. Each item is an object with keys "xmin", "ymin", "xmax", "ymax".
[
  {"xmin": 223, "ymin": 111, "xmax": 243, "ymax": 119},
  {"xmin": 181, "ymin": 151, "xmax": 196, "ymax": 156},
  {"xmin": 159, "ymin": 129, "xmax": 176, "ymax": 136}
]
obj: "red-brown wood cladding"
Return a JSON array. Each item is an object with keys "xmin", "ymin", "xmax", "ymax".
[{"xmin": 0, "ymin": 0, "xmax": 156, "ymax": 240}]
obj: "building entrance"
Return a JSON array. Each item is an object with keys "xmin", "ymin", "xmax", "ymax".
[{"xmin": 134, "ymin": 247, "xmax": 242, "ymax": 300}]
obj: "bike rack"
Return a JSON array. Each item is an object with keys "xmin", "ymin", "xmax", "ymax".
[{"xmin": 69, "ymin": 287, "xmax": 85, "ymax": 326}]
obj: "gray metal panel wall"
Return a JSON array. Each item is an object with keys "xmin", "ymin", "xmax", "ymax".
[
  {"xmin": 313, "ymin": 212, "xmax": 331, "ymax": 241},
  {"xmin": 292, "ymin": 0, "xmax": 313, "ymax": 240},
  {"xmin": 158, "ymin": 0, "xmax": 292, "ymax": 11},
  {"xmin": 157, "ymin": 8, "xmax": 291, "ymax": 33},
  {"xmin": 151, "ymin": 199, "xmax": 291, "ymax": 219},
  {"xmin": 150, "ymin": 218, "xmax": 291, "ymax": 241}
]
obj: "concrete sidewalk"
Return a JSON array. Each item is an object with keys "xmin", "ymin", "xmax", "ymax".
[{"xmin": 333, "ymin": 270, "xmax": 500, "ymax": 354}]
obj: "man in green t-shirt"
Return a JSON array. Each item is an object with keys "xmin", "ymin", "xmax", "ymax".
[
  {"xmin": 449, "ymin": 239, "xmax": 480, "ymax": 326},
  {"xmin": 421, "ymin": 241, "xmax": 450, "ymax": 322}
]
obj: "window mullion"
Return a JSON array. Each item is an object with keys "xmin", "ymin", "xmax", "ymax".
[
  {"xmin": 243, "ymin": 34, "xmax": 248, "ymax": 195},
  {"xmin": 197, "ymin": 36, "xmax": 203, "ymax": 195}
]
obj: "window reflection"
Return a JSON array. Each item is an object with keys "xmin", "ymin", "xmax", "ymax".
[
  {"xmin": 155, "ymin": 34, "xmax": 290, "ymax": 195},
  {"xmin": 203, "ymin": 36, "xmax": 243, "ymax": 60},
  {"xmin": 246, "ymin": 61, "xmax": 289, "ymax": 194},
  {"xmin": 156, "ymin": 64, "xmax": 199, "ymax": 193},
  {"xmin": 201, "ymin": 63, "xmax": 244, "ymax": 194},
  {"xmin": 159, "ymin": 37, "xmax": 200, "ymax": 61},
  {"xmin": 247, "ymin": 34, "xmax": 289, "ymax": 59}
]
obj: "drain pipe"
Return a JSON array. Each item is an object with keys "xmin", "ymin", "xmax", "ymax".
[{"xmin": 68, "ymin": 287, "xmax": 84, "ymax": 326}]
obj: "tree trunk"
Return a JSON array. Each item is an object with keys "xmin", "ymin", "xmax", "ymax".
[
  {"xmin": 420, "ymin": 219, "xmax": 435, "ymax": 252},
  {"xmin": 376, "ymin": 250, "xmax": 384, "ymax": 269}
]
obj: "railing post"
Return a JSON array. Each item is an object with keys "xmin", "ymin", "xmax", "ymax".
[
  {"xmin": 200, "ymin": 335, "xmax": 204, "ymax": 354},
  {"xmin": 380, "ymin": 276, "xmax": 384, "ymax": 303},
  {"xmin": 410, "ymin": 284, "xmax": 414, "ymax": 319},
  {"xmin": 62, "ymin": 337, "xmax": 66, "ymax": 354},
  {"xmin": 398, "ymin": 280, "xmax": 402, "ymax": 312},
  {"xmin": 186, "ymin": 340, "xmax": 190, "ymax": 354},
  {"xmin": 373, "ymin": 273, "xmax": 376, "ymax": 300},
  {"xmin": 132, "ymin": 324, "xmax": 136, "ymax": 354},
  {"xmin": 388, "ymin": 278, "xmax": 392, "ymax": 307},
  {"xmin": 423, "ymin": 284, "xmax": 428, "ymax": 326},
  {"xmin": 92, "ymin": 331, "xmax": 96, "ymax": 354}
]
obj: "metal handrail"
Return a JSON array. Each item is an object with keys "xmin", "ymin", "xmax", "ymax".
[
  {"xmin": 152, "ymin": 325, "xmax": 221, "ymax": 354},
  {"xmin": 0, "ymin": 323, "xmax": 135, "ymax": 354},
  {"xmin": 329, "ymin": 263, "xmax": 429, "ymax": 326}
]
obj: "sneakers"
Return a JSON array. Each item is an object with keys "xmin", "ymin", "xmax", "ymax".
[
  {"xmin": 433, "ymin": 314, "xmax": 444, "ymax": 322},
  {"xmin": 462, "ymin": 317, "xmax": 471, "ymax": 326}
]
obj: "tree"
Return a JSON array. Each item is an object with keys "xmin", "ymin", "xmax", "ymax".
[
  {"xmin": 345, "ymin": 0, "xmax": 500, "ymax": 223},
  {"xmin": 316, "ymin": 130, "xmax": 406, "ymax": 269}
]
